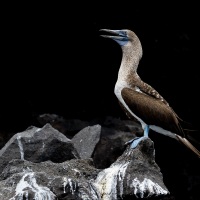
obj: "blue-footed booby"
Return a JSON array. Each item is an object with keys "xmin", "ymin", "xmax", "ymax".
[{"xmin": 100, "ymin": 29, "xmax": 200, "ymax": 157}]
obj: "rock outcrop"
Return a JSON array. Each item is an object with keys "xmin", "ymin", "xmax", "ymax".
[{"xmin": 0, "ymin": 120, "xmax": 173, "ymax": 199}]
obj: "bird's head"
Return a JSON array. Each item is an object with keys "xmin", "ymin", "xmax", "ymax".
[{"xmin": 99, "ymin": 29, "xmax": 143, "ymax": 59}]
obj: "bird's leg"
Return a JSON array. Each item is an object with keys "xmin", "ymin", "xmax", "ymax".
[
  {"xmin": 143, "ymin": 125, "xmax": 149, "ymax": 137},
  {"xmin": 125, "ymin": 125, "xmax": 149, "ymax": 149}
]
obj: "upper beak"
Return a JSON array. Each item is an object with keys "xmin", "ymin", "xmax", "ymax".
[{"xmin": 99, "ymin": 29, "xmax": 125, "ymax": 40}]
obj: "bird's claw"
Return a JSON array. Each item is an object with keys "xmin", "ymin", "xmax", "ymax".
[{"xmin": 125, "ymin": 136, "xmax": 148, "ymax": 149}]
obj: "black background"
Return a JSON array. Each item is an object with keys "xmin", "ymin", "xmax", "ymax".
[
  {"xmin": 1, "ymin": 2, "xmax": 200, "ymax": 199},
  {"xmin": 1, "ymin": 2, "xmax": 199, "ymax": 131}
]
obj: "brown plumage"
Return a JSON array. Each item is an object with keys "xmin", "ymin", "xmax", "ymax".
[{"xmin": 100, "ymin": 29, "xmax": 200, "ymax": 157}]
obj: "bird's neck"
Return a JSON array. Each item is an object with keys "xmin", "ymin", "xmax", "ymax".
[{"xmin": 117, "ymin": 48, "xmax": 140, "ymax": 84}]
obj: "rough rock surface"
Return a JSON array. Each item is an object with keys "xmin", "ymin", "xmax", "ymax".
[
  {"xmin": 0, "ymin": 123, "xmax": 79, "ymax": 174},
  {"xmin": 0, "ymin": 158, "xmax": 100, "ymax": 200},
  {"xmin": 0, "ymin": 121, "xmax": 174, "ymax": 199},
  {"xmin": 72, "ymin": 124, "xmax": 101, "ymax": 159},
  {"xmin": 94, "ymin": 138, "xmax": 169, "ymax": 199}
]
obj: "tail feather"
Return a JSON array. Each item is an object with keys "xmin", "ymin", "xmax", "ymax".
[
  {"xmin": 175, "ymin": 134, "xmax": 200, "ymax": 158},
  {"xmin": 183, "ymin": 129, "xmax": 200, "ymax": 145}
]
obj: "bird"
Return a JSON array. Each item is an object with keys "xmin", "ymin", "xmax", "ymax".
[{"xmin": 99, "ymin": 28, "xmax": 200, "ymax": 158}]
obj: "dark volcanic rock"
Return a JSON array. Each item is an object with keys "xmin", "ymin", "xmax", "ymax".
[
  {"xmin": 0, "ymin": 158, "xmax": 100, "ymax": 200},
  {"xmin": 0, "ymin": 119, "xmax": 174, "ymax": 199},
  {"xmin": 36, "ymin": 114, "xmax": 143, "ymax": 138},
  {"xmin": 37, "ymin": 113, "xmax": 91, "ymax": 137},
  {"xmin": 0, "ymin": 123, "xmax": 79, "ymax": 174},
  {"xmin": 94, "ymin": 138, "xmax": 170, "ymax": 199},
  {"xmin": 93, "ymin": 126, "xmax": 136, "ymax": 169},
  {"xmin": 72, "ymin": 124, "xmax": 101, "ymax": 159}
]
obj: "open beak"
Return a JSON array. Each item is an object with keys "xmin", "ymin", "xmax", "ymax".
[{"xmin": 99, "ymin": 29, "xmax": 126, "ymax": 40}]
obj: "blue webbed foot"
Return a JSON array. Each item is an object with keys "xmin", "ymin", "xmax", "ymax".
[
  {"xmin": 130, "ymin": 136, "xmax": 148, "ymax": 148},
  {"xmin": 126, "ymin": 125, "xmax": 149, "ymax": 149}
]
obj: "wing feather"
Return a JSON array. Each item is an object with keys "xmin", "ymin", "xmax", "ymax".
[{"xmin": 121, "ymin": 87, "xmax": 183, "ymax": 135}]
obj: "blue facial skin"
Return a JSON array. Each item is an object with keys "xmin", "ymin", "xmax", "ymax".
[
  {"xmin": 112, "ymin": 30, "xmax": 129, "ymax": 46},
  {"xmin": 113, "ymin": 38, "xmax": 129, "ymax": 46}
]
